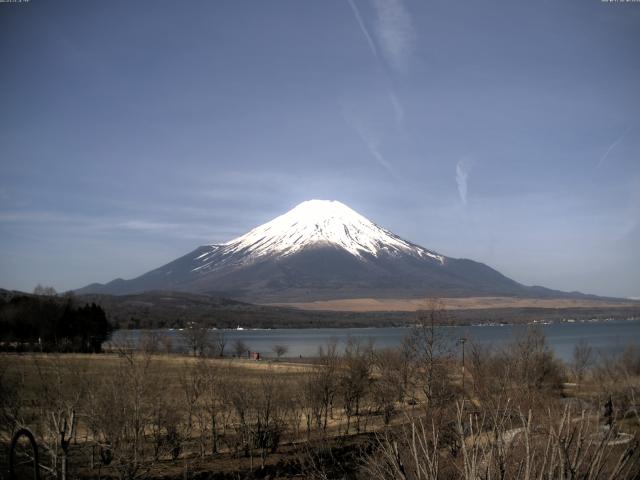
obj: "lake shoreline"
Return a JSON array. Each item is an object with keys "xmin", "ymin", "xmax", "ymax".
[{"xmin": 110, "ymin": 318, "xmax": 640, "ymax": 362}]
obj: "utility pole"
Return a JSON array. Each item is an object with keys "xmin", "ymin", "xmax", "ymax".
[{"xmin": 458, "ymin": 337, "xmax": 467, "ymax": 401}]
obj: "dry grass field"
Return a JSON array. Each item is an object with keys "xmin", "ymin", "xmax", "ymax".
[
  {"xmin": 269, "ymin": 296, "xmax": 637, "ymax": 312},
  {"xmin": 0, "ymin": 352, "xmax": 316, "ymax": 401}
]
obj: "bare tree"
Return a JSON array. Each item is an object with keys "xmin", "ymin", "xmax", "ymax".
[
  {"xmin": 33, "ymin": 355, "xmax": 87, "ymax": 480},
  {"xmin": 150, "ymin": 397, "xmax": 182, "ymax": 461},
  {"xmin": 467, "ymin": 341, "xmax": 515, "ymax": 421},
  {"xmin": 180, "ymin": 322, "xmax": 211, "ymax": 357},
  {"xmin": 253, "ymin": 371, "xmax": 289, "ymax": 468},
  {"xmin": 313, "ymin": 339, "xmax": 340, "ymax": 433},
  {"xmin": 140, "ymin": 331, "xmax": 161, "ymax": 354},
  {"xmin": 407, "ymin": 298, "xmax": 455, "ymax": 410},
  {"xmin": 509, "ymin": 327, "xmax": 564, "ymax": 405},
  {"xmin": 202, "ymin": 362, "xmax": 224, "ymax": 454},
  {"xmin": 160, "ymin": 334, "xmax": 173, "ymax": 354},
  {"xmin": 232, "ymin": 339, "xmax": 249, "ymax": 358},
  {"xmin": 372, "ymin": 348, "xmax": 408, "ymax": 424},
  {"xmin": 272, "ymin": 344, "xmax": 288, "ymax": 360},
  {"xmin": 227, "ymin": 378, "xmax": 253, "ymax": 461},
  {"xmin": 86, "ymin": 350, "xmax": 158, "ymax": 480},
  {"xmin": 571, "ymin": 339, "xmax": 593, "ymax": 382},
  {"xmin": 179, "ymin": 361, "xmax": 207, "ymax": 443},
  {"xmin": 211, "ymin": 330, "xmax": 227, "ymax": 357},
  {"xmin": 33, "ymin": 284, "xmax": 57, "ymax": 296},
  {"xmin": 339, "ymin": 337, "xmax": 372, "ymax": 434}
]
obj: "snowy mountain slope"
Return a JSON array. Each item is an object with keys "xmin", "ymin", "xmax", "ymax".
[
  {"xmin": 218, "ymin": 200, "xmax": 443, "ymax": 260},
  {"xmin": 77, "ymin": 200, "xmax": 591, "ymax": 302},
  {"xmin": 191, "ymin": 200, "xmax": 443, "ymax": 275}
]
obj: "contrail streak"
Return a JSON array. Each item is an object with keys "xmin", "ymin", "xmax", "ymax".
[
  {"xmin": 598, "ymin": 126, "xmax": 632, "ymax": 167},
  {"xmin": 347, "ymin": 0, "xmax": 379, "ymax": 59}
]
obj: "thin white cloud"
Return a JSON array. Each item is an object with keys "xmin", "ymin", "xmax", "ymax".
[
  {"xmin": 354, "ymin": 122, "xmax": 396, "ymax": 178},
  {"xmin": 0, "ymin": 210, "xmax": 234, "ymax": 242},
  {"xmin": 347, "ymin": 0, "xmax": 379, "ymax": 59},
  {"xmin": 372, "ymin": 0, "xmax": 416, "ymax": 75},
  {"xmin": 456, "ymin": 160, "xmax": 472, "ymax": 205},
  {"xmin": 346, "ymin": 0, "xmax": 407, "ymax": 129},
  {"xmin": 117, "ymin": 220, "xmax": 182, "ymax": 232},
  {"xmin": 598, "ymin": 126, "xmax": 632, "ymax": 167},
  {"xmin": 388, "ymin": 89, "xmax": 404, "ymax": 128},
  {"xmin": 341, "ymin": 104, "xmax": 396, "ymax": 178},
  {"xmin": 0, "ymin": 212, "xmax": 86, "ymax": 224}
]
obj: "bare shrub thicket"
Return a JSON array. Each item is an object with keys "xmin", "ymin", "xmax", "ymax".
[
  {"xmin": 304, "ymin": 340, "xmax": 339, "ymax": 434},
  {"xmin": 32, "ymin": 356, "xmax": 88, "ymax": 480},
  {"xmin": 468, "ymin": 327, "xmax": 565, "ymax": 416},
  {"xmin": 593, "ymin": 344, "xmax": 640, "ymax": 428},
  {"xmin": 571, "ymin": 339, "xmax": 594, "ymax": 382},
  {"xmin": 364, "ymin": 403, "xmax": 640, "ymax": 480},
  {"xmin": 180, "ymin": 323, "xmax": 227, "ymax": 357},
  {"xmin": 372, "ymin": 345, "xmax": 414, "ymax": 425},
  {"xmin": 408, "ymin": 299, "xmax": 457, "ymax": 413},
  {"xmin": 85, "ymin": 350, "xmax": 161, "ymax": 480}
]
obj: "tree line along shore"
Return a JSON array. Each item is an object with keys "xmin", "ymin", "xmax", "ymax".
[{"xmin": 2, "ymin": 288, "xmax": 639, "ymax": 337}]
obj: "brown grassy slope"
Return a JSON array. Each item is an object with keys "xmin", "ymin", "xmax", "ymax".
[{"xmin": 268, "ymin": 296, "xmax": 638, "ymax": 312}]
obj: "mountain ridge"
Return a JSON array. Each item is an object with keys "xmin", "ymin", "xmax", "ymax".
[{"xmin": 77, "ymin": 200, "xmax": 608, "ymax": 302}]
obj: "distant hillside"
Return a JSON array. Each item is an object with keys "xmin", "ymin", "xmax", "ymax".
[
  {"xmin": 76, "ymin": 290, "xmax": 640, "ymax": 329},
  {"xmin": 75, "ymin": 290, "xmax": 391, "ymax": 329},
  {"xmin": 3, "ymin": 289, "xmax": 637, "ymax": 330}
]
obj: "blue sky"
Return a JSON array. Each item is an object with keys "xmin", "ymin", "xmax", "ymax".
[{"xmin": 1, "ymin": 0, "xmax": 639, "ymax": 298}]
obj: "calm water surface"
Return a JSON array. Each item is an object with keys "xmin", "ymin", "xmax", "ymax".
[{"xmin": 110, "ymin": 319, "xmax": 640, "ymax": 362}]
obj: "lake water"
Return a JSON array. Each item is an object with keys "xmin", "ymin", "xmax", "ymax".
[{"xmin": 109, "ymin": 318, "xmax": 640, "ymax": 362}]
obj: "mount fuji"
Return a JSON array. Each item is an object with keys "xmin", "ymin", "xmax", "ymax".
[{"xmin": 77, "ymin": 200, "xmax": 587, "ymax": 302}]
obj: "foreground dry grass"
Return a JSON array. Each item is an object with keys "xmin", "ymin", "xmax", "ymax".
[{"xmin": 0, "ymin": 352, "xmax": 316, "ymax": 403}]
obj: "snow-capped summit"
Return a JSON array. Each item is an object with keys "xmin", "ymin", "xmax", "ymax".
[{"xmin": 215, "ymin": 199, "xmax": 444, "ymax": 262}]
